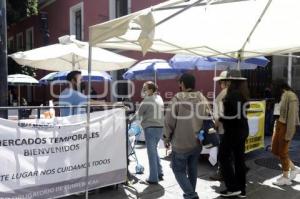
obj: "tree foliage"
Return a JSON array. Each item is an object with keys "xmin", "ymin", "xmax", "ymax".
[
  {"xmin": 7, "ymin": 0, "xmax": 38, "ymax": 25},
  {"xmin": 8, "ymin": 58, "xmax": 36, "ymax": 77}
]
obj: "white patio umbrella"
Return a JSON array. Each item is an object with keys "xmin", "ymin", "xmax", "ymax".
[
  {"xmin": 89, "ymin": 0, "xmax": 300, "ymax": 59},
  {"xmin": 10, "ymin": 35, "xmax": 136, "ymax": 71},
  {"xmin": 10, "ymin": 35, "xmax": 136, "ymax": 199},
  {"xmin": 8, "ymin": 74, "xmax": 39, "ymax": 105}
]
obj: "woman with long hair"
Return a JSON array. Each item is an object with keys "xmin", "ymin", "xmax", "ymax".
[
  {"xmin": 218, "ymin": 70, "xmax": 249, "ymax": 198},
  {"xmin": 271, "ymin": 79, "xmax": 300, "ymax": 186}
]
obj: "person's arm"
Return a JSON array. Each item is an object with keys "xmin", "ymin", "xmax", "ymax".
[
  {"xmin": 285, "ymin": 99, "xmax": 298, "ymax": 141},
  {"xmin": 128, "ymin": 99, "xmax": 147, "ymax": 122},
  {"xmin": 137, "ymin": 101, "xmax": 147, "ymax": 117},
  {"xmin": 163, "ymin": 97, "xmax": 178, "ymax": 147}
]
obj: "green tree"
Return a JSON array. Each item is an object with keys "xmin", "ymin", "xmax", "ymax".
[{"xmin": 7, "ymin": 0, "xmax": 38, "ymax": 25}]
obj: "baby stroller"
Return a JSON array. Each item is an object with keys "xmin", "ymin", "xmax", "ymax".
[{"xmin": 128, "ymin": 120, "xmax": 145, "ymax": 174}]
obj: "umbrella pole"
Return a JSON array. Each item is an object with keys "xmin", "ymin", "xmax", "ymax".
[
  {"xmin": 213, "ymin": 63, "xmax": 217, "ymax": 105},
  {"xmin": 85, "ymin": 45, "xmax": 92, "ymax": 199},
  {"xmin": 237, "ymin": 59, "xmax": 241, "ymax": 70},
  {"xmin": 72, "ymin": 55, "xmax": 75, "ymax": 70},
  {"xmin": 288, "ymin": 53, "xmax": 292, "ymax": 86},
  {"xmin": 154, "ymin": 70, "xmax": 157, "ymax": 85},
  {"xmin": 18, "ymin": 85, "xmax": 20, "ymax": 106}
]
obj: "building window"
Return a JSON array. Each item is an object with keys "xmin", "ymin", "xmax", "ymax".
[
  {"xmin": 75, "ymin": 10, "xmax": 82, "ymax": 40},
  {"xmin": 8, "ymin": 37, "xmax": 14, "ymax": 53},
  {"xmin": 26, "ymin": 27, "xmax": 34, "ymax": 50},
  {"xmin": 109, "ymin": 0, "xmax": 131, "ymax": 19},
  {"xmin": 70, "ymin": 2, "xmax": 84, "ymax": 40},
  {"xmin": 116, "ymin": 0, "xmax": 128, "ymax": 17},
  {"xmin": 16, "ymin": 33, "xmax": 24, "ymax": 51}
]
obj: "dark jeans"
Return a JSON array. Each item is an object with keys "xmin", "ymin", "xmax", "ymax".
[
  {"xmin": 217, "ymin": 134, "xmax": 224, "ymax": 170},
  {"xmin": 219, "ymin": 131, "xmax": 247, "ymax": 192},
  {"xmin": 171, "ymin": 148, "xmax": 201, "ymax": 199}
]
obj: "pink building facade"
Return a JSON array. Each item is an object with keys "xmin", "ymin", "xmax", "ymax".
[{"xmin": 7, "ymin": 0, "xmax": 216, "ymax": 104}]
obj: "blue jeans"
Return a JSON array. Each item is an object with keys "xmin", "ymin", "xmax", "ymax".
[
  {"xmin": 172, "ymin": 148, "xmax": 201, "ymax": 199},
  {"xmin": 144, "ymin": 127, "xmax": 163, "ymax": 182}
]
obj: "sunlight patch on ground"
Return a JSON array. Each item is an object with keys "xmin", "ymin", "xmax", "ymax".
[
  {"xmin": 261, "ymin": 174, "xmax": 286, "ymax": 191},
  {"xmin": 197, "ymin": 179, "xmax": 221, "ymax": 198},
  {"xmin": 292, "ymin": 184, "xmax": 300, "ymax": 191}
]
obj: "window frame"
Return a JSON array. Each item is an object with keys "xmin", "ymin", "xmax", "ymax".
[
  {"xmin": 16, "ymin": 32, "xmax": 24, "ymax": 51},
  {"xmin": 8, "ymin": 37, "xmax": 14, "ymax": 52},
  {"xmin": 69, "ymin": 2, "xmax": 84, "ymax": 40},
  {"xmin": 25, "ymin": 27, "xmax": 34, "ymax": 50}
]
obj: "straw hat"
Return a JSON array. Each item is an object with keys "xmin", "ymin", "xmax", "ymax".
[
  {"xmin": 214, "ymin": 71, "xmax": 229, "ymax": 81},
  {"xmin": 214, "ymin": 70, "xmax": 247, "ymax": 81}
]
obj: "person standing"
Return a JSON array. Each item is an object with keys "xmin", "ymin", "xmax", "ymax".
[
  {"xmin": 8, "ymin": 89, "xmax": 14, "ymax": 106},
  {"xmin": 218, "ymin": 70, "xmax": 249, "ymax": 198},
  {"xmin": 164, "ymin": 73, "xmax": 209, "ymax": 199},
  {"xmin": 137, "ymin": 81, "xmax": 164, "ymax": 184},
  {"xmin": 210, "ymin": 71, "xmax": 230, "ymax": 181},
  {"xmin": 271, "ymin": 79, "xmax": 300, "ymax": 186},
  {"xmin": 91, "ymin": 87, "xmax": 98, "ymax": 100},
  {"xmin": 59, "ymin": 71, "xmax": 87, "ymax": 116}
]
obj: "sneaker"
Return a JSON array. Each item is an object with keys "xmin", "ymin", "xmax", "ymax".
[
  {"xmin": 272, "ymin": 176, "xmax": 292, "ymax": 186},
  {"xmin": 220, "ymin": 190, "xmax": 241, "ymax": 197},
  {"xmin": 238, "ymin": 190, "xmax": 247, "ymax": 198},
  {"xmin": 290, "ymin": 168, "xmax": 300, "ymax": 180}
]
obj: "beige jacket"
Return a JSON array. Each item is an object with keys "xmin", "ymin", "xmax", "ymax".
[
  {"xmin": 163, "ymin": 91, "xmax": 209, "ymax": 153},
  {"xmin": 278, "ymin": 90, "xmax": 300, "ymax": 140}
]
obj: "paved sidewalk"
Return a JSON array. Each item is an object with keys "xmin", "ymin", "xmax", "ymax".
[{"xmin": 65, "ymin": 137, "xmax": 300, "ymax": 199}]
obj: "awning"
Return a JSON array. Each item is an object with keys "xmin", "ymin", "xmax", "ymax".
[{"xmin": 89, "ymin": 0, "xmax": 300, "ymax": 59}]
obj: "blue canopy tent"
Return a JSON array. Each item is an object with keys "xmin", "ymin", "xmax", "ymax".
[
  {"xmin": 39, "ymin": 70, "xmax": 112, "ymax": 96},
  {"xmin": 170, "ymin": 54, "xmax": 270, "ymax": 70},
  {"xmin": 39, "ymin": 70, "xmax": 112, "ymax": 85},
  {"xmin": 39, "ymin": 72, "xmax": 58, "ymax": 85},
  {"xmin": 169, "ymin": 54, "xmax": 270, "ymax": 101},
  {"xmin": 123, "ymin": 59, "xmax": 185, "ymax": 84}
]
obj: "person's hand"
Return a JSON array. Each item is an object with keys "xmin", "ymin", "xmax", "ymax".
[{"xmin": 214, "ymin": 120, "xmax": 220, "ymax": 129}]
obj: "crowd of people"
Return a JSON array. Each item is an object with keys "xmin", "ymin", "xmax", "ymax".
[
  {"xmin": 134, "ymin": 71, "xmax": 300, "ymax": 199},
  {"xmin": 57, "ymin": 70, "xmax": 300, "ymax": 199}
]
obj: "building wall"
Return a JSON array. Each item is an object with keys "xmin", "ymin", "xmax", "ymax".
[
  {"xmin": 7, "ymin": 0, "xmax": 219, "ymax": 104},
  {"xmin": 8, "ymin": 0, "xmax": 110, "ymax": 47},
  {"xmin": 131, "ymin": 0, "xmax": 167, "ymax": 11},
  {"xmin": 84, "ymin": 0, "xmax": 110, "ymax": 40},
  {"xmin": 272, "ymin": 55, "xmax": 300, "ymax": 96},
  {"xmin": 42, "ymin": 0, "xmax": 80, "ymax": 44},
  {"xmin": 7, "ymin": 16, "xmax": 40, "ymax": 52}
]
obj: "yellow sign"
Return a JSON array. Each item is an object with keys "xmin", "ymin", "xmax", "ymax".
[{"xmin": 245, "ymin": 100, "xmax": 266, "ymax": 153}]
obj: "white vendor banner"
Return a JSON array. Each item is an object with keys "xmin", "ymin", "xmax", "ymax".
[{"xmin": 0, "ymin": 108, "xmax": 127, "ymax": 199}]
